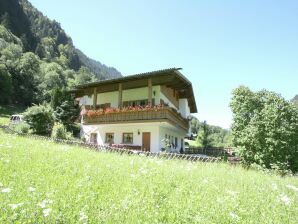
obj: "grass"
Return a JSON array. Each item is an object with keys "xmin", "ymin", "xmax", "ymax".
[
  {"xmin": 0, "ymin": 105, "xmax": 25, "ymax": 125},
  {"xmin": 0, "ymin": 131, "xmax": 298, "ymax": 223}
]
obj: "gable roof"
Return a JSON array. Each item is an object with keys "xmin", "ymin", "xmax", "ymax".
[{"xmin": 72, "ymin": 68, "xmax": 197, "ymax": 113}]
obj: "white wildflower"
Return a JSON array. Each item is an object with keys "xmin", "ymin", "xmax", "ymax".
[
  {"xmin": 227, "ymin": 190, "xmax": 238, "ymax": 197},
  {"xmin": 202, "ymin": 179, "xmax": 208, "ymax": 184},
  {"xmin": 271, "ymin": 183, "xmax": 278, "ymax": 191},
  {"xmin": 278, "ymin": 194, "xmax": 291, "ymax": 206},
  {"xmin": 79, "ymin": 211, "xmax": 88, "ymax": 223},
  {"xmin": 286, "ymin": 185, "xmax": 298, "ymax": 192},
  {"xmin": 229, "ymin": 212, "xmax": 240, "ymax": 221},
  {"xmin": 0, "ymin": 182, "xmax": 3, "ymax": 187},
  {"xmin": 28, "ymin": 187, "xmax": 36, "ymax": 192},
  {"xmin": 130, "ymin": 174, "xmax": 136, "ymax": 179},
  {"xmin": 38, "ymin": 199, "xmax": 53, "ymax": 208},
  {"xmin": 1, "ymin": 188, "xmax": 11, "ymax": 193},
  {"xmin": 43, "ymin": 208, "xmax": 51, "ymax": 217},
  {"xmin": 9, "ymin": 203, "xmax": 24, "ymax": 210}
]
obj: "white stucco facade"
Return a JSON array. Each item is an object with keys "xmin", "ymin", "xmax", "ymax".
[{"xmin": 81, "ymin": 122, "xmax": 186, "ymax": 153}]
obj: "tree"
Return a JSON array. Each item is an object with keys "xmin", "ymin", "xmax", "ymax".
[
  {"xmin": 51, "ymin": 88, "xmax": 80, "ymax": 131},
  {"xmin": 230, "ymin": 86, "xmax": 298, "ymax": 172},
  {"xmin": 292, "ymin": 95, "xmax": 298, "ymax": 111},
  {"xmin": 23, "ymin": 104, "xmax": 54, "ymax": 135},
  {"xmin": 72, "ymin": 66, "xmax": 96, "ymax": 87},
  {"xmin": 196, "ymin": 121, "xmax": 211, "ymax": 148},
  {"xmin": 1, "ymin": 13, "xmax": 11, "ymax": 30},
  {"xmin": 0, "ymin": 64, "xmax": 12, "ymax": 104}
]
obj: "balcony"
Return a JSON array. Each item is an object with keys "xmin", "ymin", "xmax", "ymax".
[{"xmin": 82, "ymin": 106, "xmax": 189, "ymax": 131}]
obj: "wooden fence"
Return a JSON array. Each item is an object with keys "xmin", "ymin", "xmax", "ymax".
[{"xmin": 185, "ymin": 147, "xmax": 235, "ymax": 157}]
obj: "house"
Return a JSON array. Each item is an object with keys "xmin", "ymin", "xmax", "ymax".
[{"xmin": 72, "ymin": 68, "xmax": 197, "ymax": 153}]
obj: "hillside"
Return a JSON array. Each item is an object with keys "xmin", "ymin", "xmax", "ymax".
[
  {"xmin": 0, "ymin": 130, "xmax": 297, "ymax": 223},
  {"xmin": 293, "ymin": 95, "xmax": 298, "ymax": 109},
  {"xmin": 0, "ymin": 0, "xmax": 121, "ymax": 79},
  {"xmin": 0, "ymin": 0, "xmax": 121, "ymax": 106}
]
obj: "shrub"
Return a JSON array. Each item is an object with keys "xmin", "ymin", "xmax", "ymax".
[
  {"xmin": 51, "ymin": 122, "xmax": 72, "ymax": 140},
  {"xmin": 10, "ymin": 122, "xmax": 30, "ymax": 134},
  {"xmin": 230, "ymin": 86, "xmax": 298, "ymax": 173},
  {"xmin": 23, "ymin": 104, "xmax": 54, "ymax": 135}
]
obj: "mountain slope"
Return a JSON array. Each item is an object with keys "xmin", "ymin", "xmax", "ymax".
[
  {"xmin": 0, "ymin": 0, "xmax": 121, "ymax": 80},
  {"xmin": 292, "ymin": 95, "xmax": 298, "ymax": 110}
]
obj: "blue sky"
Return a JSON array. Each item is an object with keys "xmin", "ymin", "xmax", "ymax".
[{"xmin": 30, "ymin": 0, "xmax": 298, "ymax": 128}]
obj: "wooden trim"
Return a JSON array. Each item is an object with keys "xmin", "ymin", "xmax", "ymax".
[
  {"xmin": 118, "ymin": 83, "xmax": 123, "ymax": 108},
  {"xmin": 83, "ymin": 107, "xmax": 189, "ymax": 131},
  {"xmin": 148, "ymin": 78, "xmax": 152, "ymax": 105},
  {"xmin": 93, "ymin": 88, "xmax": 97, "ymax": 109},
  {"xmin": 160, "ymin": 85, "xmax": 179, "ymax": 108}
]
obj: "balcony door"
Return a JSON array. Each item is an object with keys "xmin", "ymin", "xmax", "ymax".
[{"xmin": 142, "ymin": 132, "xmax": 151, "ymax": 151}]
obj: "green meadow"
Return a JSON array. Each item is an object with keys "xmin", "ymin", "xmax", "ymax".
[{"xmin": 0, "ymin": 130, "xmax": 297, "ymax": 223}]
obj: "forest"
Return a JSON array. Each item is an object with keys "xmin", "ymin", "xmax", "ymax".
[{"xmin": 0, "ymin": 0, "xmax": 121, "ymax": 106}]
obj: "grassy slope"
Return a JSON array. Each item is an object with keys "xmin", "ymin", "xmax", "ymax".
[
  {"xmin": 0, "ymin": 105, "xmax": 25, "ymax": 125},
  {"xmin": 0, "ymin": 131, "xmax": 298, "ymax": 223}
]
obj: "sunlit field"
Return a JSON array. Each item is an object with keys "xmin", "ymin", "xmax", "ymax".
[{"xmin": 0, "ymin": 130, "xmax": 298, "ymax": 223}]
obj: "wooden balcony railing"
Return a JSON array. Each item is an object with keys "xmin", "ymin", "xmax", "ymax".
[{"xmin": 82, "ymin": 107, "xmax": 189, "ymax": 131}]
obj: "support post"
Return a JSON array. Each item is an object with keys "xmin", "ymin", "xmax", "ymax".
[
  {"xmin": 148, "ymin": 78, "xmax": 152, "ymax": 105},
  {"xmin": 93, "ymin": 88, "xmax": 97, "ymax": 109},
  {"xmin": 118, "ymin": 83, "xmax": 123, "ymax": 108}
]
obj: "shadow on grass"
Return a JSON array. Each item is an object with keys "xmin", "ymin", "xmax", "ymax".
[{"xmin": 0, "ymin": 105, "xmax": 25, "ymax": 117}]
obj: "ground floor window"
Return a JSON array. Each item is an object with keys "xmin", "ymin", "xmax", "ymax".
[
  {"xmin": 105, "ymin": 133, "xmax": 114, "ymax": 144},
  {"xmin": 90, "ymin": 133, "xmax": 98, "ymax": 145},
  {"xmin": 123, "ymin": 133, "xmax": 133, "ymax": 144}
]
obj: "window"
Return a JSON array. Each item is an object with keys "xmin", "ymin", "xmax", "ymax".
[
  {"xmin": 123, "ymin": 133, "xmax": 133, "ymax": 144},
  {"xmin": 105, "ymin": 133, "xmax": 114, "ymax": 144},
  {"xmin": 90, "ymin": 133, "xmax": 98, "ymax": 145},
  {"xmin": 122, "ymin": 99, "xmax": 155, "ymax": 107},
  {"xmin": 96, "ymin": 103, "xmax": 111, "ymax": 110}
]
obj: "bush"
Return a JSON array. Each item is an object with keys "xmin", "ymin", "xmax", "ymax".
[
  {"xmin": 51, "ymin": 122, "xmax": 72, "ymax": 140},
  {"xmin": 10, "ymin": 122, "xmax": 30, "ymax": 134},
  {"xmin": 23, "ymin": 104, "xmax": 54, "ymax": 135},
  {"xmin": 230, "ymin": 86, "xmax": 298, "ymax": 173}
]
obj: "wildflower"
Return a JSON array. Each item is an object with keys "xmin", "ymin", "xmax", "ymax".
[
  {"xmin": 227, "ymin": 190, "xmax": 238, "ymax": 197},
  {"xmin": 271, "ymin": 183, "xmax": 278, "ymax": 191},
  {"xmin": 0, "ymin": 182, "xmax": 3, "ymax": 187},
  {"xmin": 43, "ymin": 208, "xmax": 51, "ymax": 217},
  {"xmin": 229, "ymin": 212, "xmax": 240, "ymax": 221},
  {"xmin": 28, "ymin": 187, "xmax": 36, "ymax": 192},
  {"xmin": 38, "ymin": 199, "xmax": 53, "ymax": 208},
  {"xmin": 286, "ymin": 185, "xmax": 298, "ymax": 192},
  {"xmin": 278, "ymin": 194, "xmax": 291, "ymax": 206},
  {"xmin": 139, "ymin": 168, "xmax": 148, "ymax": 174},
  {"xmin": 1, "ymin": 188, "xmax": 11, "ymax": 193},
  {"xmin": 79, "ymin": 211, "xmax": 88, "ymax": 223},
  {"xmin": 202, "ymin": 179, "xmax": 208, "ymax": 184},
  {"xmin": 9, "ymin": 203, "xmax": 24, "ymax": 210}
]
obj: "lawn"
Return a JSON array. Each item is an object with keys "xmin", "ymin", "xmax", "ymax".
[
  {"xmin": 0, "ymin": 131, "xmax": 298, "ymax": 223},
  {"xmin": 0, "ymin": 105, "xmax": 25, "ymax": 125}
]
